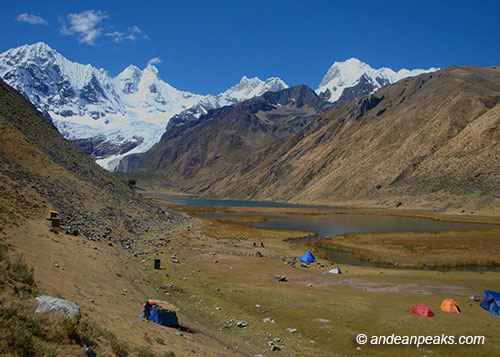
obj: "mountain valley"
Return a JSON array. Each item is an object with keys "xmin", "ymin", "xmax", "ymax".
[
  {"xmin": 1, "ymin": 41, "xmax": 500, "ymax": 357},
  {"xmin": 119, "ymin": 65, "xmax": 500, "ymax": 214}
]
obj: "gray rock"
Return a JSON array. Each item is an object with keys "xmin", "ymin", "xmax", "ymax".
[
  {"xmin": 227, "ymin": 319, "xmax": 248, "ymax": 328},
  {"xmin": 286, "ymin": 328, "xmax": 297, "ymax": 333},
  {"xmin": 236, "ymin": 320, "xmax": 248, "ymax": 328},
  {"xmin": 35, "ymin": 295, "xmax": 80, "ymax": 317}
]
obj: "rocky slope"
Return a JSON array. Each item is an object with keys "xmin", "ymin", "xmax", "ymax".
[
  {"xmin": 120, "ymin": 65, "xmax": 500, "ymax": 211},
  {"xmin": 0, "ymin": 42, "xmax": 287, "ymax": 170},
  {"xmin": 0, "ymin": 78, "xmax": 184, "ymax": 247}
]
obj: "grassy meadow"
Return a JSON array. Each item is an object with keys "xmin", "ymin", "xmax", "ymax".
[{"xmin": 3, "ymin": 201, "xmax": 500, "ymax": 356}]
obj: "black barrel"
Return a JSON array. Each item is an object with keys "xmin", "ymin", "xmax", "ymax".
[{"xmin": 154, "ymin": 259, "xmax": 161, "ymax": 269}]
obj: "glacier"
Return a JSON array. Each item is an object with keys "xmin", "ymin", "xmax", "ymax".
[{"xmin": 0, "ymin": 42, "xmax": 288, "ymax": 170}]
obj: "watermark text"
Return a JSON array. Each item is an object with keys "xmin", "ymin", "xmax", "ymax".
[{"xmin": 356, "ymin": 333, "xmax": 485, "ymax": 347}]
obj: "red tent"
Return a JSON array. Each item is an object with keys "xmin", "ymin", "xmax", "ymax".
[{"xmin": 410, "ymin": 304, "xmax": 435, "ymax": 317}]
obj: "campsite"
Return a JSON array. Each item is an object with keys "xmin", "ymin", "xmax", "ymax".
[{"xmin": 6, "ymin": 197, "xmax": 499, "ymax": 356}]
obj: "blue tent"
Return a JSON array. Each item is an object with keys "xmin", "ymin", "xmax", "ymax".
[
  {"xmin": 480, "ymin": 291, "xmax": 500, "ymax": 316},
  {"xmin": 140, "ymin": 300, "xmax": 179, "ymax": 327},
  {"xmin": 300, "ymin": 251, "xmax": 316, "ymax": 263}
]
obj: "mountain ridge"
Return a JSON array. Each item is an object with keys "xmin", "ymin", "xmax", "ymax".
[
  {"xmin": 119, "ymin": 65, "xmax": 500, "ymax": 213},
  {"xmin": 118, "ymin": 84, "xmax": 331, "ymax": 178},
  {"xmin": 1, "ymin": 42, "xmax": 439, "ymax": 170},
  {"xmin": 0, "ymin": 42, "xmax": 288, "ymax": 170}
]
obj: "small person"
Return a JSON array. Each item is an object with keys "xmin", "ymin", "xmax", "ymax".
[{"xmin": 143, "ymin": 302, "xmax": 150, "ymax": 319}]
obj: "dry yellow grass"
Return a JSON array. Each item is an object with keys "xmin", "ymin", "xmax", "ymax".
[
  {"xmin": 322, "ymin": 228, "xmax": 500, "ymax": 267},
  {"xmin": 4, "ymin": 202, "xmax": 500, "ymax": 356},
  {"xmin": 4, "ymin": 215, "xmax": 249, "ymax": 356}
]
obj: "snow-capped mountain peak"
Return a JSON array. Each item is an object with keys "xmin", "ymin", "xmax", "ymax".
[
  {"xmin": 144, "ymin": 64, "xmax": 159, "ymax": 74},
  {"xmin": 167, "ymin": 75, "xmax": 289, "ymax": 126},
  {"xmin": 316, "ymin": 58, "xmax": 438, "ymax": 103},
  {"xmin": 222, "ymin": 75, "xmax": 288, "ymax": 101},
  {"xmin": 0, "ymin": 42, "xmax": 124, "ymax": 119},
  {"xmin": 319, "ymin": 58, "xmax": 371, "ymax": 88},
  {"xmin": 1, "ymin": 43, "xmax": 438, "ymax": 171},
  {"xmin": 0, "ymin": 42, "xmax": 288, "ymax": 170},
  {"xmin": 116, "ymin": 65, "xmax": 142, "ymax": 95}
]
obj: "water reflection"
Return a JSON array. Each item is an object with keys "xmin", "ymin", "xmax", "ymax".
[{"xmin": 198, "ymin": 212, "xmax": 495, "ymax": 236}]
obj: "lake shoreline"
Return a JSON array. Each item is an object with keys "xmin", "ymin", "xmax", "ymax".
[
  {"xmin": 144, "ymin": 192, "xmax": 500, "ymax": 225},
  {"xmin": 148, "ymin": 194, "xmax": 500, "ymax": 272}
]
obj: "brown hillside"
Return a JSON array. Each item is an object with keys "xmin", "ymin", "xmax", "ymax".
[
  {"xmin": 124, "ymin": 66, "xmax": 500, "ymax": 213},
  {"xmin": 241, "ymin": 65, "xmax": 500, "ymax": 210},
  {"xmin": 0, "ymin": 78, "xmax": 183, "ymax": 242}
]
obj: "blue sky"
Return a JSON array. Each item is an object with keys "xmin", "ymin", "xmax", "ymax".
[{"xmin": 2, "ymin": 0, "xmax": 499, "ymax": 95}]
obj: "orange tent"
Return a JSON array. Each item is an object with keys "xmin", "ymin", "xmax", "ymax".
[{"xmin": 440, "ymin": 299, "xmax": 460, "ymax": 313}]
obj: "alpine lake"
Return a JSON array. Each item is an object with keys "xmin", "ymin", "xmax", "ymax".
[{"xmin": 163, "ymin": 197, "xmax": 500, "ymax": 272}]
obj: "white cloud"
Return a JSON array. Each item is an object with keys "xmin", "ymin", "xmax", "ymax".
[
  {"xmin": 16, "ymin": 13, "xmax": 48, "ymax": 25},
  {"xmin": 60, "ymin": 10, "xmax": 109, "ymax": 45},
  {"xmin": 106, "ymin": 31, "xmax": 125, "ymax": 43},
  {"xmin": 129, "ymin": 25, "xmax": 148, "ymax": 39},
  {"xmin": 130, "ymin": 25, "xmax": 142, "ymax": 34},
  {"xmin": 147, "ymin": 57, "xmax": 162, "ymax": 66},
  {"xmin": 59, "ymin": 11, "xmax": 147, "ymax": 46},
  {"xmin": 107, "ymin": 27, "xmax": 147, "ymax": 43}
]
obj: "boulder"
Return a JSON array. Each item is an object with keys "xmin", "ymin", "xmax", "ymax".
[{"xmin": 35, "ymin": 295, "xmax": 80, "ymax": 318}]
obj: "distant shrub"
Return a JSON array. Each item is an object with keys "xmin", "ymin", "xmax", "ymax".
[
  {"xmin": 13, "ymin": 255, "xmax": 35, "ymax": 286},
  {"xmin": 60, "ymin": 314, "xmax": 99, "ymax": 347},
  {"xmin": 106, "ymin": 330, "xmax": 130, "ymax": 357},
  {"xmin": 143, "ymin": 332, "xmax": 153, "ymax": 344},
  {"xmin": 136, "ymin": 346, "xmax": 155, "ymax": 357},
  {"xmin": 0, "ymin": 252, "xmax": 37, "ymax": 297}
]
